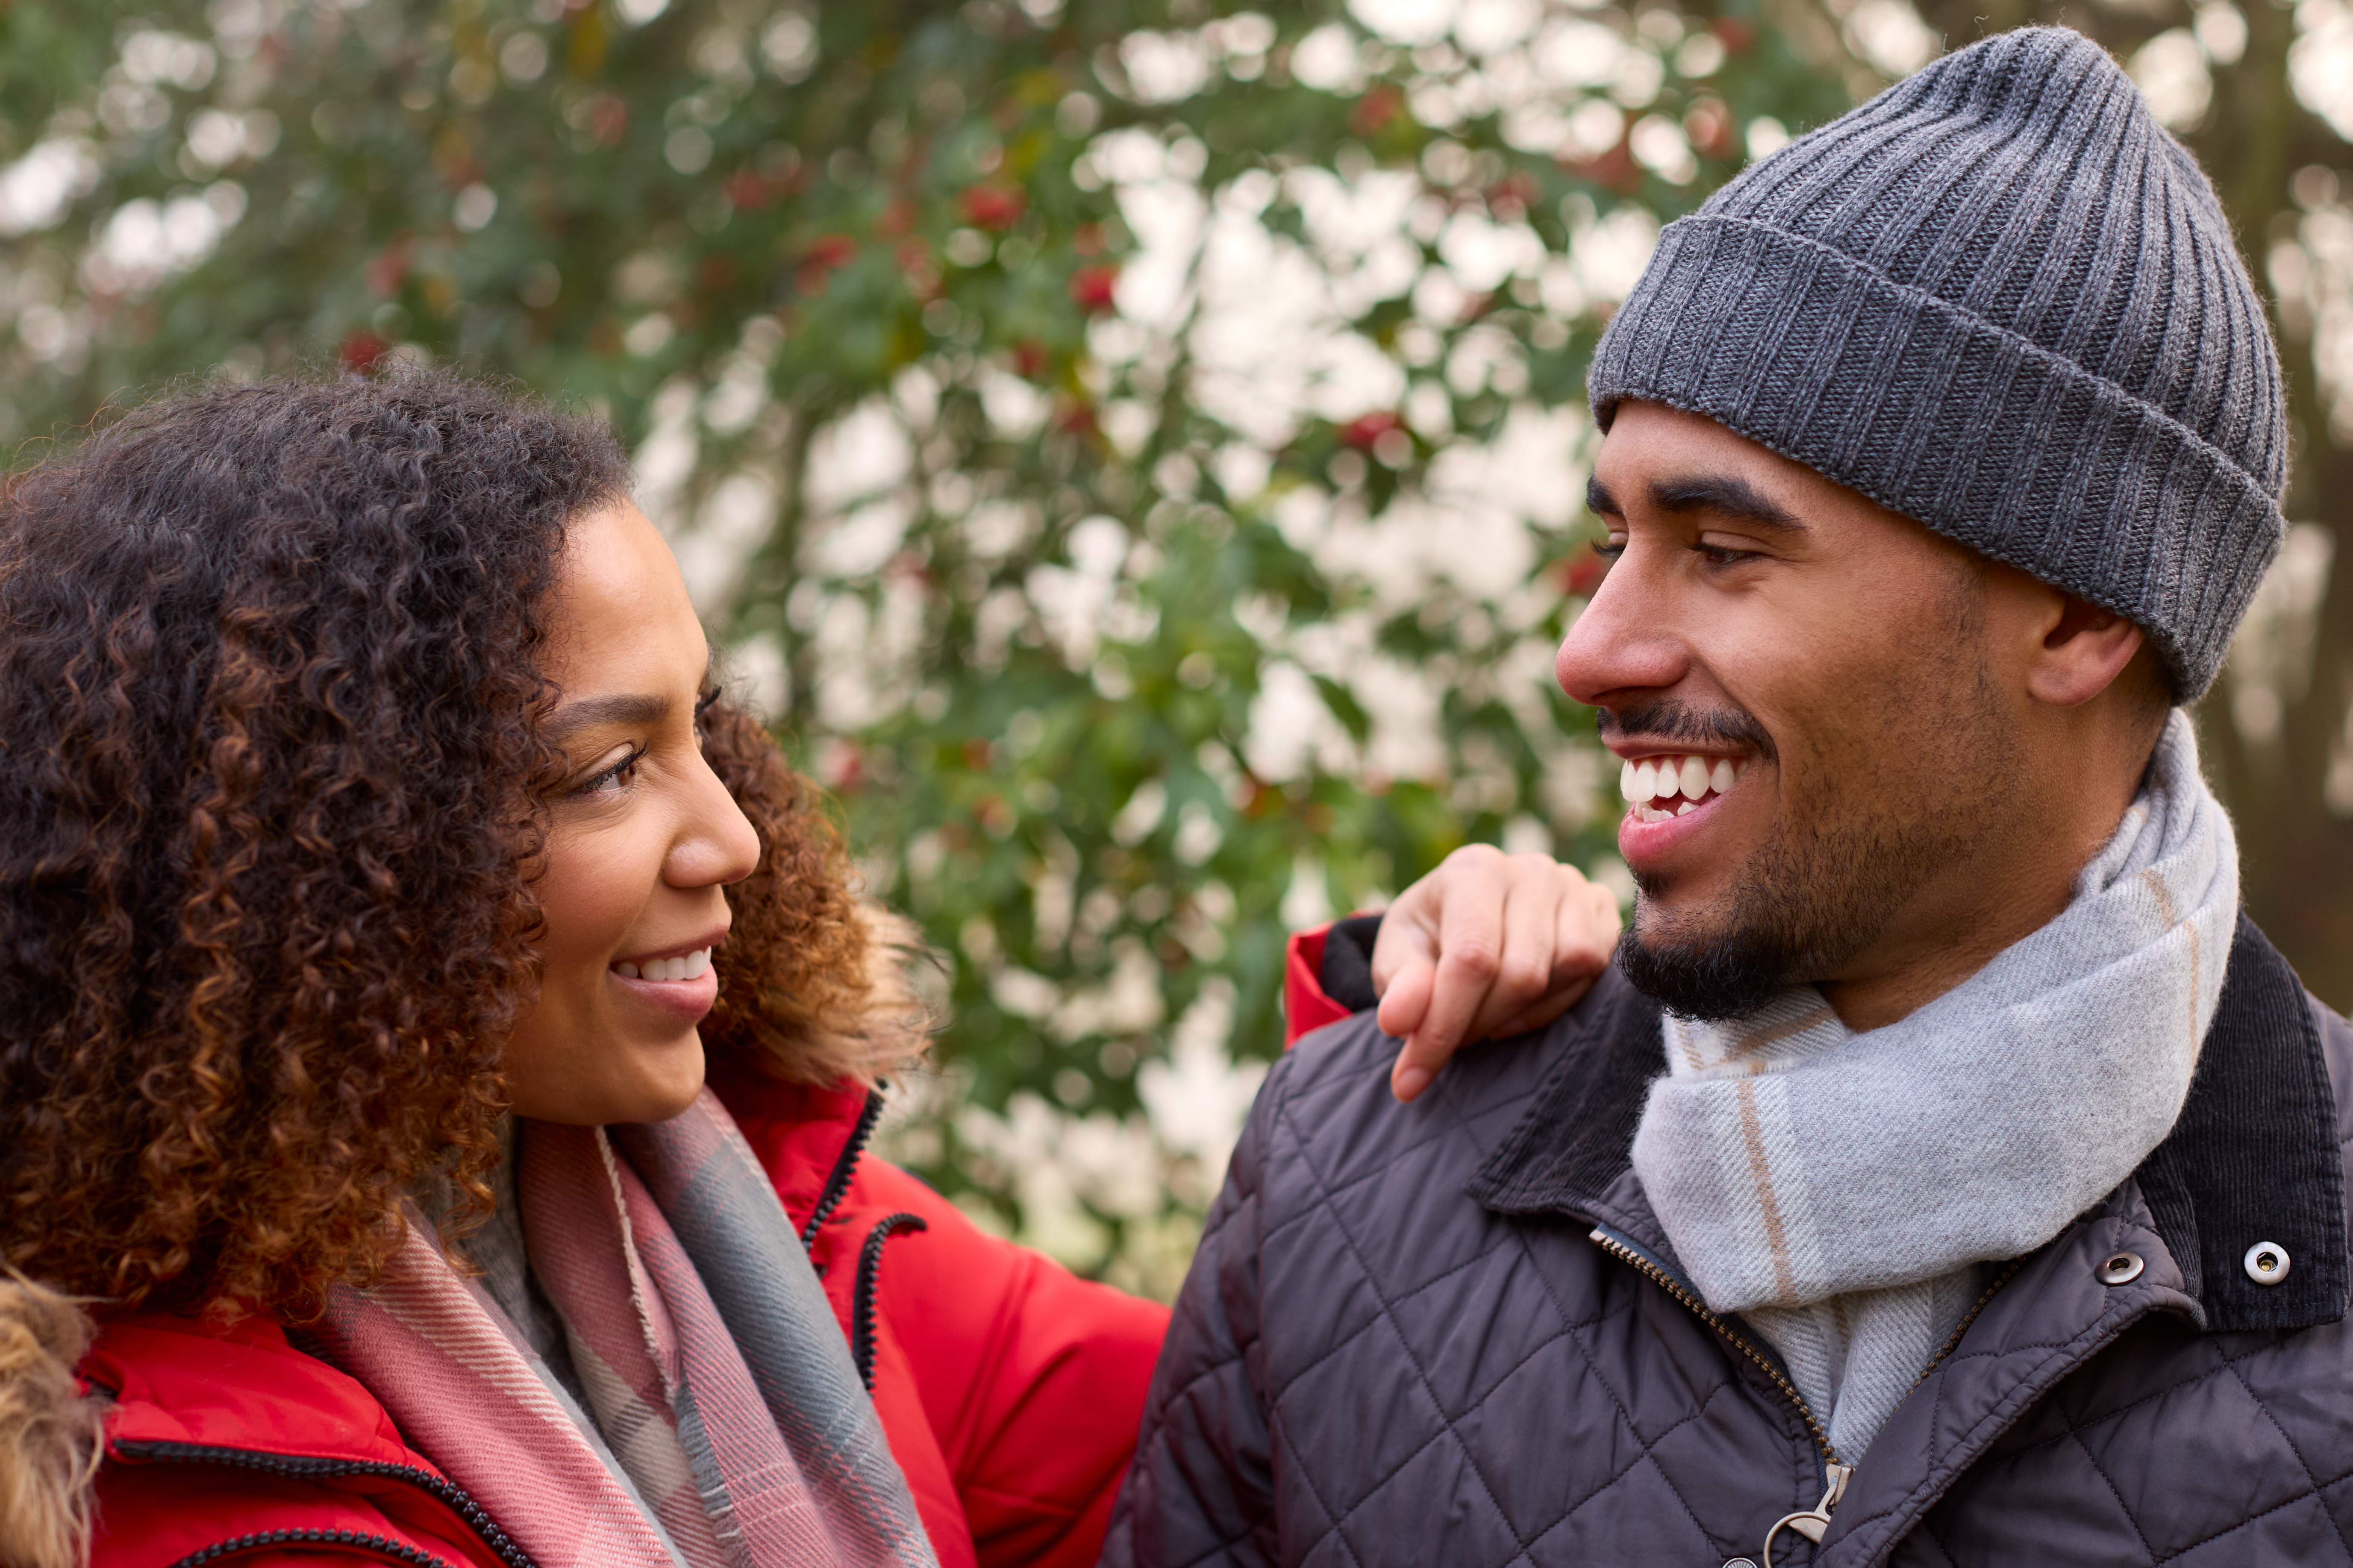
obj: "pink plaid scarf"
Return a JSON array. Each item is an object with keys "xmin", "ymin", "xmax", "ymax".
[{"xmin": 309, "ymin": 1089, "xmax": 935, "ymax": 1568}]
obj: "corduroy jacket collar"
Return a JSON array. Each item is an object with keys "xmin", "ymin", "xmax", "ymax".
[{"xmin": 1325, "ymin": 912, "xmax": 2349, "ymax": 1335}]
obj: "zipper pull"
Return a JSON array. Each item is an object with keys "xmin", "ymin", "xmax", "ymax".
[{"xmin": 1761, "ymin": 1461, "xmax": 1853, "ymax": 1568}]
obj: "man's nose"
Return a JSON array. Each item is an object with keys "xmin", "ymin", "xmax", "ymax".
[{"xmin": 1555, "ymin": 555, "xmax": 1687, "ymax": 707}]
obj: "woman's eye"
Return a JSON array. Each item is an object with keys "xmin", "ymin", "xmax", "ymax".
[{"xmin": 574, "ymin": 748, "xmax": 643, "ymax": 796}]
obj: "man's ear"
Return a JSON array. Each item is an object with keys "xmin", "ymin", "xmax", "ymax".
[{"xmin": 2027, "ymin": 594, "xmax": 2147, "ymax": 709}]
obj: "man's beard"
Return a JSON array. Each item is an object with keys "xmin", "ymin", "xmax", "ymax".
[
  {"xmin": 1611, "ymin": 607, "xmax": 2012, "ymax": 1021},
  {"xmin": 1618, "ymin": 809, "xmax": 1966, "ymax": 1019}
]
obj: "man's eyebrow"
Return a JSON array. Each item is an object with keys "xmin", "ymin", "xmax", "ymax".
[
  {"xmin": 1586, "ymin": 474, "xmax": 1621, "ymax": 517},
  {"xmin": 545, "ymin": 693, "xmax": 670, "ymax": 742},
  {"xmin": 1648, "ymin": 474, "xmax": 1805, "ymax": 531}
]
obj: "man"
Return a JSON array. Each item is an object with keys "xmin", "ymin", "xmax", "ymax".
[{"xmin": 1101, "ymin": 26, "xmax": 2352, "ymax": 1568}]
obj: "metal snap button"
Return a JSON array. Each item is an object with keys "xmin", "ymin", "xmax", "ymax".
[
  {"xmin": 1723, "ymin": 1559, "xmax": 1760, "ymax": 1568},
  {"xmin": 2098, "ymin": 1251, "xmax": 2144, "ymax": 1285},
  {"xmin": 2244, "ymin": 1241, "xmax": 2291, "ymax": 1286}
]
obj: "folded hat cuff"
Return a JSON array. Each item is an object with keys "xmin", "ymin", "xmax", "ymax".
[{"xmin": 1586, "ymin": 213, "xmax": 2285, "ymax": 699}]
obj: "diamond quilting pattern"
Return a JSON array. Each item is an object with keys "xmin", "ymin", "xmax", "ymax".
[
  {"xmin": 1105, "ymin": 979, "xmax": 2353, "ymax": 1568},
  {"xmin": 1247, "ymin": 1018, "xmax": 1821, "ymax": 1568}
]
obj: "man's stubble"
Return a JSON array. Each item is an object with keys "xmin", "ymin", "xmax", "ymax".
[{"xmin": 1618, "ymin": 573, "xmax": 2017, "ymax": 1021}]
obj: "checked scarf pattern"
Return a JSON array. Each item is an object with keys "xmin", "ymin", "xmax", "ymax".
[{"xmin": 312, "ymin": 1089, "xmax": 936, "ymax": 1568}]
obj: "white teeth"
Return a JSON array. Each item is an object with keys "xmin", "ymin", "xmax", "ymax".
[
  {"xmin": 615, "ymin": 948, "xmax": 712, "ymax": 983},
  {"xmin": 1621, "ymin": 754, "xmax": 1756, "ymax": 815}
]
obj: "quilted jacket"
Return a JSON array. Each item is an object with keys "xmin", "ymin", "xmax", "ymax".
[
  {"xmin": 71, "ymin": 1068, "xmax": 1167, "ymax": 1568},
  {"xmin": 1103, "ymin": 913, "xmax": 2353, "ymax": 1568}
]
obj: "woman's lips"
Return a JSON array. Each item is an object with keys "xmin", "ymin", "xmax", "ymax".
[{"xmin": 608, "ymin": 946, "xmax": 719, "ymax": 1022}]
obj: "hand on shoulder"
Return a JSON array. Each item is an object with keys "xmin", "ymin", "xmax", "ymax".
[{"xmin": 1374, "ymin": 845, "xmax": 1623, "ymax": 1102}]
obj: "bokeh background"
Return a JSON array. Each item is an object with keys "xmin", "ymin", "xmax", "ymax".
[{"xmin": 6, "ymin": 0, "xmax": 2350, "ymax": 1297}]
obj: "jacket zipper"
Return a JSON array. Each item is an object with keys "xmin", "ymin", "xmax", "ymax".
[
  {"xmin": 1586, "ymin": 1226, "xmax": 2020, "ymax": 1567},
  {"xmin": 112, "ymin": 1439, "xmax": 537, "ymax": 1568},
  {"xmin": 800, "ymin": 1086, "xmax": 886, "ymax": 1251},
  {"xmin": 849, "ymin": 1210, "xmax": 929, "ymax": 1391},
  {"xmin": 162, "ymin": 1526, "xmax": 455, "ymax": 1568}
]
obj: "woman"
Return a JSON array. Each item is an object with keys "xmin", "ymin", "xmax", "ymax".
[{"xmin": 0, "ymin": 372, "xmax": 1615, "ymax": 1568}]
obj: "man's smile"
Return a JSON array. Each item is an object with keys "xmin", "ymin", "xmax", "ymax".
[{"xmin": 1618, "ymin": 751, "xmax": 1753, "ymax": 822}]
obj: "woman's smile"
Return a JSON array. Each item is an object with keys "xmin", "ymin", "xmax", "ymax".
[
  {"xmin": 500, "ymin": 499, "xmax": 762, "ymax": 1125},
  {"xmin": 608, "ymin": 934, "xmax": 725, "ymax": 1023}
]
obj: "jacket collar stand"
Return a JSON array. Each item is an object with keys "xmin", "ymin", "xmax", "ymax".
[{"xmin": 1451, "ymin": 915, "xmax": 2348, "ymax": 1336}]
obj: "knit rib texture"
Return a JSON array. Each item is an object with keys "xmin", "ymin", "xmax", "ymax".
[{"xmin": 1586, "ymin": 26, "xmax": 2288, "ymax": 698}]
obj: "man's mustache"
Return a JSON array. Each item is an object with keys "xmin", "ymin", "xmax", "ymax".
[{"xmin": 1598, "ymin": 698, "xmax": 1778, "ymax": 763}]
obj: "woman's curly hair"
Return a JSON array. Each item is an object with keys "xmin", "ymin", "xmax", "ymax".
[{"xmin": 0, "ymin": 370, "xmax": 922, "ymax": 1321}]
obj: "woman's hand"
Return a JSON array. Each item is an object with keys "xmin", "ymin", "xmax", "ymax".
[{"xmin": 1374, "ymin": 846, "xmax": 1623, "ymax": 1102}]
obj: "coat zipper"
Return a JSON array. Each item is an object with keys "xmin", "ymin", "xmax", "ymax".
[
  {"xmin": 849, "ymin": 1211, "xmax": 929, "ymax": 1391},
  {"xmin": 112, "ymin": 1439, "xmax": 537, "ymax": 1568},
  {"xmin": 162, "ymin": 1525, "xmax": 455, "ymax": 1568},
  {"xmin": 1586, "ymin": 1226, "xmax": 2020, "ymax": 1568},
  {"xmin": 800, "ymin": 1086, "xmax": 886, "ymax": 1251}
]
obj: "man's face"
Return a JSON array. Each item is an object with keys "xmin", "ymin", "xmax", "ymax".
[{"xmin": 1558, "ymin": 401, "xmax": 2027, "ymax": 1019}]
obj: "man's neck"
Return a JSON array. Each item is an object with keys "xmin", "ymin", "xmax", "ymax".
[
  {"xmin": 1810, "ymin": 711, "xmax": 2175, "ymax": 1033},
  {"xmin": 1818, "ymin": 900, "xmax": 2071, "ymax": 1031},
  {"xmin": 1816, "ymin": 802, "xmax": 2142, "ymax": 1034}
]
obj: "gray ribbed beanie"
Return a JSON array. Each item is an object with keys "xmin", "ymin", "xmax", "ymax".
[{"xmin": 1587, "ymin": 26, "xmax": 2287, "ymax": 698}]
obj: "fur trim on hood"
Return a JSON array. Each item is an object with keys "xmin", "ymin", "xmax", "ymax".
[
  {"xmin": 0, "ymin": 1271, "xmax": 105, "ymax": 1568},
  {"xmin": 772, "ymin": 904, "xmax": 938, "ymax": 1088}
]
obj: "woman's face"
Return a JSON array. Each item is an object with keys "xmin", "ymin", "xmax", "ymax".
[{"xmin": 500, "ymin": 500, "xmax": 760, "ymax": 1125}]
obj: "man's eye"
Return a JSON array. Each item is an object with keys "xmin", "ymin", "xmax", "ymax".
[
  {"xmin": 1595, "ymin": 538, "xmax": 1628, "ymax": 560},
  {"xmin": 1694, "ymin": 541, "xmax": 1761, "ymax": 566}
]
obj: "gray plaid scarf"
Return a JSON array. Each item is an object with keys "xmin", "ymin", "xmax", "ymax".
[{"xmin": 1631, "ymin": 711, "xmax": 2236, "ymax": 1457}]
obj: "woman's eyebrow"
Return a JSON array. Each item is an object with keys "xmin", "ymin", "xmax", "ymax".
[
  {"xmin": 546, "ymin": 693, "xmax": 670, "ymax": 741},
  {"xmin": 1649, "ymin": 473, "xmax": 1805, "ymax": 531}
]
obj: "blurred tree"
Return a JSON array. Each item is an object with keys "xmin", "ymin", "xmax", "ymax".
[{"xmin": 3, "ymin": 0, "xmax": 2342, "ymax": 1292}]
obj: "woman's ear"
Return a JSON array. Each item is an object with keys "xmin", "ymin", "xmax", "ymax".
[{"xmin": 2027, "ymin": 594, "xmax": 2147, "ymax": 709}]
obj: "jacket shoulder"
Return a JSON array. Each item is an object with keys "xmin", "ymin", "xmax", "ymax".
[
  {"xmin": 1263, "ymin": 969, "xmax": 1642, "ymax": 1211},
  {"xmin": 82, "ymin": 1313, "xmax": 503, "ymax": 1568},
  {"xmin": 94, "ymin": 1454, "xmax": 505, "ymax": 1568}
]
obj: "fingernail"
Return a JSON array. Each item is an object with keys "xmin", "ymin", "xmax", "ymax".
[{"xmin": 1393, "ymin": 1066, "xmax": 1432, "ymax": 1102}]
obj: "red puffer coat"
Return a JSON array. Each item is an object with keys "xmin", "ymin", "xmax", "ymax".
[{"xmin": 80, "ymin": 1069, "xmax": 1170, "ymax": 1568}]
